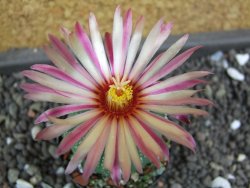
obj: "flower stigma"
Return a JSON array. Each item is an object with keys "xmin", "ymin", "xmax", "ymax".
[{"xmin": 106, "ymin": 77, "xmax": 133, "ymax": 111}]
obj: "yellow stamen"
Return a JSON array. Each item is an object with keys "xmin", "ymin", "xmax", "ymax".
[{"xmin": 107, "ymin": 78, "xmax": 133, "ymax": 110}]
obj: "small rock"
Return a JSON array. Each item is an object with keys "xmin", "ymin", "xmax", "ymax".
[
  {"xmin": 226, "ymin": 174, "xmax": 236, "ymax": 180},
  {"xmin": 16, "ymin": 179, "xmax": 34, "ymax": 188},
  {"xmin": 8, "ymin": 168, "xmax": 19, "ymax": 183},
  {"xmin": 31, "ymin": 126, "xmax": 42, "ymax": 140},
  {"xmin": 205, "ymin": 85, "xmax": 213, "ymax": 98},
  {"xmin": 30, "ymin": 174, "xmax": 42, "ymax": 185},
  {"xmin": 222, "ymin": 59, "xmax": 229, "ymax": 68},
  {"xmin": 156, "ymin": 166, "xmax": 165, "ymax": 175},
  {"xmin": 0, "ymin": 114, "xmax": 6, "ymax": 124},
  {"xmin": 230, "ymin": 120, "xmax": 241, "ymax": 130},
  {"xmin": 63, "ymin": 183, "xmax": 74, "ymax": 188},
  {"xmin": 211, "ymin": 176, "xmax": 231, "ymax": 188},
  {"xmin": 6, "ymin": 137, "xmax": 13, "ymax": 145},
  {"xmin": 237, "ymin": 153, "xmax": 247, "ymax": 162},
  {"xmin": 227, "ymin": 67, "xmax": 245, "ymax": 81},
  {"xmin": 131, "ymin": 173, "xmax": 139, "ymax": 182},
  {"xmin": 48, "ymin": 145, "xmax": 58, "ymax": 159},
  {"xmin": 24, "ymin": 164, "xmax": 40, "ymax": 176},
  {"xmin": 27, "ymin": 108, "xmax": 36, "ymax": 118},
  {"xmin": 170, "ymin": 183, "xmax": 182, "ymax": 188},
  {"xmin": 235, "ymin": 53, "xmax": 249, "ymax": 66},
  {"xmin": 41, "ymin": 182, "xmax": 53, "ymax": 188},
  {"xmin": 157, "ymin": 180, "xmax": 164, "ymax": 188},
  {"xmin": 56, "ymin": 166, "xmax": 64, "ymax": 176},
  {"xmin": 210, "ymin": 51, "xmax": 224, "ymax": 62}
]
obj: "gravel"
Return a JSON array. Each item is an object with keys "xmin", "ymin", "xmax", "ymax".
[{"xmin": 0, "ymin": 48, "xmax": 250, "ymax": 187}]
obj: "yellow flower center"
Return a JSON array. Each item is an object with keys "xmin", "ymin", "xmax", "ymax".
[{"xmin": 107, "ymin": 77, "xmax": 133, "ymax": 111}]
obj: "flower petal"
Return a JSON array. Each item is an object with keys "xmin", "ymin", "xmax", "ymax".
[
  {"xmin": 142, "ymin": 105, "xmax": 208, "ymax": 116},
  {"xmin": 118, "ymin": 118, "xmax": 131, "ymax": 182},
  {"xmin": 140, "ymin": 90, "xmax": 198, "ymax": 101},
  {"xmin": 112, "ymin": 6, "xmax": 124, "ymax": 78},
  {"xmin": 120, "ymin": 8, "xmax": 132, "ymax": 75},
  {"xmin": 122, "ymin": 15, "xmax": 144, "ymax": 82},
  {"xmin": 22, "ymin": 70, "xmax": 94, "ymax": 97},
  {"xmin": 123, "ymin": 119, "xmax": 143, "ymax": 173},
  {"xmin": 65, "ymin": 115, "xmax": 109, "ymax": 174},
  {"xmin": 141, "ymin": 71, "xmax": 211, "ymax": 95},
  {"xmin": 128, "ymin": 116, "xmax": 162, "ymax": 167},
  {"xmin": 104, "ymin": 32, "xmax": 114, "ymax": 75},
  {"xmin": 55, "ymin": 113, "xmax": 102, "ymax": 156},
  {"xmin": 129, "ymin": 20, "xmax": 172, "ymax": 81},
  {"xmin": 36, "ymin": 110, "xmax": 101, "ymax": 140},
  {"xmin": 142, "ymin": 97, "xmax": 213, "ymax": 106},
  {"xmin": 24, "ymin": 93, "xmax": 92, "ymax": 104},
  {"xmin": 80, "ymin": 124, "xmax": 111, "ymax": 185},
  {"xmin": 135, "ymin": 117, "xmax": 170, "ymax": 160},
  {"xmin": 104, "ymin": 118, "xmax": 117, "ymax": 171},
  {"xmin": 141, "ymin": 46, "xmax": 202, "ymax": 88},
  {"xmin": 31, "ymin": 64, "xmax": 93, "ymax": 91},
  {"xmin": 138, "ymin": 34, "xmax": 189, "ymax": 85},
  {"xmin": 35, "ymin": 104, "xmax": 97, "ymax": 124},
  {"xmin": 44, "ymin": 41, "xmax": 97, "ymax": 89},
  {"xmin": 89, "ymin": 12, "xmax": 111, "ymax": 81},
  {"xmin": 67, "ymin": 23, "xmax": 104, "ymax": 84},
  {"xmin": 47, "ymin": 110, "xmax": 101, "ymax": 126},
  {"xmin": 128, "ymin": 118, "xmax": 161, "ymax": 168},
  {"xmin": 136, "ymin": 110, "xmax": 196, "ymax": 151}
]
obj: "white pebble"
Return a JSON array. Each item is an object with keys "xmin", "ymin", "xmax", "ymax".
[
  {"xmin": 16, "ymin": 179, "xmax": 34, "ymax": 188},
  {"xmin": 31, "ymin": 126, "xmax": 42, "ymax": 140},
  {"xmin": 56, "ymin": 166, "xmax": 65, "ymax": 175},
  {"xmin": 222, "ymin": 59, "xmax": 229, "ymax": 68},
  {"xmin": 227, "ymin": 68, "xmax": 245, "ymax": 81},
  {"xmin": 237, "ymin": 153, "xmax": 247, "ymax": 162},
  {"xmin": 236, "ymin": 53, "xmax": 249, "ymax": 66},
  {"xmin": 63, "ymin": 183, "xmax": 74, "ymax": 188},
  {"xmin": 230, "ymin": 120, "xmax": 241, "ymax": 130},
  {"xmin": 226, "ymin": 174, "xmax": 235, "ymax": 180},
  {"xmin": 211, "ymin": 51, "xmax": 224, "ymax": 62},
  {"xmin": 211, "ymin": 176, "xmax": 231, "ymax": 188},
  {"xmin": 6, "ymin": 137, "xmax": 13, "ymax": 145}
]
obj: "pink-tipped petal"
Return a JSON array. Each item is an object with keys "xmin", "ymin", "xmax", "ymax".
[
  {"xmin": 136, "ymin": 110, "xmax": 196, "ymax": 151},
  {"xmin": 142, "ymin": 97, "xmax": 213, "ymax": 106},
  {"xmin": 142, "ymin": 46, "xmax": 202, "ymax": 88},
  {"xmin": 142, "ymin": 71, "xmax": 211, "ymax": 95},
  {"xmin": 80, "ymin": 124, "xmax": 111, "ymax": 185},
  {"xmin": 136, "ymin": 117, "xmax": 170, "ymax": 160},
  {"xmin": 112, "ymin": 6, "xmax": 124, "ymax": 78},
  {"xmin": 118, "ymin": 118, "xmax": 131, "ymax": 182},
  {"xmin": 22, "ymin": 70, "xmax": 93, "ymax": 97},
  {"xmin": 104, "ymin": 32, "xmax": 114, "ymax": 75},
  {"xmin": 55, "ymin": 114, "xmax": 102, "ymax": 156},
  {"xmin": 35, "ymin": 104, "xmax": 97, "ymax": 124},
  {"xmin": 122, "ymin": 15, "xmax": 144, "ymax": 81},
  {"xmin": 142, "ymin": 105, "xmax": 208, "ymax": 116},
  {"xmin": 129, "ymin": 18, "xmax": 163, "ymax": 80},
  {"xmin": 44, "ymin": 42, "xmax": 97, "ymax": 89},
  {"xmin": 120, "ymin": 8, "xmax": 132, "ymax": 75},
  {"xmin": 128, "ymin": 116, "xmax": 162, "ymax": 167},
  {"xmin": 123, "ymin": 120, "xmax": 143, "ymax": 173},
  {"xmin": 104, "ymin": 118, "xmax": 117, "ymax": 171},
  {"xmin": 31, "ymin": 64, "xmax": 92, "ymax": 91},
  {"xmin": 141, "ymin": 90, "xmax": 198, "ymax": 101},
  {"xmin": 47, "ymin": 110, "xmax": 101, "ymax": 126},
  {"xmin": 138, "ymin": 34, "xmax": 189, "ymax": 85},
  {"xmin": 65, "ymin": 115, "xmax": 109, "ymax": 174},
  {"xmin": 89, "ymin": 12, "xmax": 111, "ymax": 82}
]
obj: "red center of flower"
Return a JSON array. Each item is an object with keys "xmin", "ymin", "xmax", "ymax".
[{"xmin": 98, "ymin": 78, "xmax": 139, "ymax": 116}]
